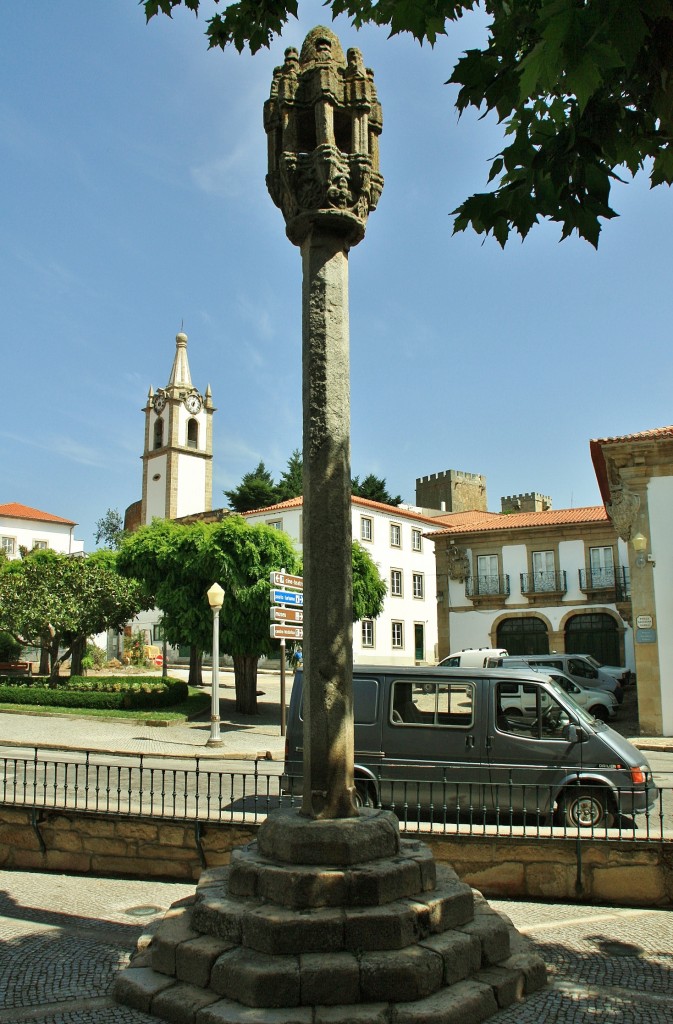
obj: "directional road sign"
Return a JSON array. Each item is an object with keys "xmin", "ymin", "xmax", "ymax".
[
  {"xmin": 270, "ymin": 623, "xmax": 304, "ymax": 640},
  {"xmin": 270, "ymin": 606, "xmax": 304, "ymax": 623},
  {"xmin": 270, "ymin": 589, "xmax": 303, "ymax": 607},
  {"xmin": 270, "ymin": 571, "xmax": 303, "ymax": 590}
]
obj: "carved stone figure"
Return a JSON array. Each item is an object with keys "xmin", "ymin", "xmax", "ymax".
[
  {"xmin": 606, "ymin": 485, "xmax": 640, "ymax": 541},
  {"xmin": 447, "ymin": 543, "xmax": 471, "ymax": 582}
]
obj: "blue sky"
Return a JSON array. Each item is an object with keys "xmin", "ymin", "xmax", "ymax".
[{"xmin": 3, "ymin": 2, "xmax": 673, "ymax": 552}]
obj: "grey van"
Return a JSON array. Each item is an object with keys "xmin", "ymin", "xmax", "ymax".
[
  {"xmin": 497, "ymin": 654, "xmax": 624, "ymax": 703},
  {"xmin": 283, "ymin": 666, "xmax": 654, "ymax": 828}
]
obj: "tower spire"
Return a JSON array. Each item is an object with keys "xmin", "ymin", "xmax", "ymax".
[{"xmin": 168, "ymin": 331, "xmax": 192, "ymax": 388}]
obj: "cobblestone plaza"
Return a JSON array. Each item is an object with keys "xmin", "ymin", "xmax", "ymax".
[{"xmin": 0, "ymin": 868, "xmax": 671, "ymax": 1023}]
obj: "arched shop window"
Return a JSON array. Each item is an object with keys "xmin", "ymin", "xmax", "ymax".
[
  {"xmin": 496, "ymin": 617, "xmax": 549, "ymax": 656},
  {"xmin": 565, "ymin": 613, "xmax": 620, "ymax": 666}
]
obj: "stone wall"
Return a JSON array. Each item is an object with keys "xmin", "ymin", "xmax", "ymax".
[{"xmin": 1, "ymin": 806, "xmax": 671, "ymax": 907}]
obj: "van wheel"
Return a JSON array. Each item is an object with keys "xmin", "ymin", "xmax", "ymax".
[
  {"xmin": 589, "ymin": 705, "xmax": 609, "ymax": 722},
  {"xmin": 558, "ymin": 788, "xmax": 614, "ymax": 828},
  {"xmin": 353, "ymin": 782, "xmax": 376, "ymax": 809}
]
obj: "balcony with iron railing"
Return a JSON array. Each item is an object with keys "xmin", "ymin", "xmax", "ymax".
[
  {"xmin": 520, "ymin": 570, "xmax": 567, "ymax": 600},
  {"xmin": 579, "ymin": 566, "xmax": 631, "ymax": 602},
  {"xmin": 465, "ymin": 574, "xmax": 510, "ymax": 603}
]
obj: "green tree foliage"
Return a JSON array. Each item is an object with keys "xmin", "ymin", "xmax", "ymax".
[
  {"xmin": 117, "ymin": 516, "xmax": 387, "ymax": 713},
  {"xmin": 95, "ymin": 508, "xmax": 125, "ymax": 550},
  {"xmin": 351, "ymin": 473, "xmax": 403, "ymax": 506},
  {"xmin": 225, "ymin": 461, "xmax": 280, "ymax": 512},
  {"xmin": 145, "ymin": 1, "xmax": 673, "ymax": 246},
  {"xmin": 0, "ymin": 550, "xmax": 146, "ymax": 681},
  {"xmin": 276, "ymin": 448, "xmax": 304, "ymax": 502},
  {"xmin": 352, "ymin": 540, "xmax": 387, "ymax": 621}
]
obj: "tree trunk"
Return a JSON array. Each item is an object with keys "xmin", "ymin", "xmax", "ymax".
[
  {"xmin": 233, "ymin": 654, "xmax": 259, "ymax": 715},
  {"xmin": 38, "ymin": 642, "xmax": 50, "ymax": 676},
  {"xmin": 70, "ymin": 636, "xmax": 85, "ymax": 676},
  {"xmin": 48, "ymin": 636, "xmax": 61, "ymax": 683},
  {"xmin": 188, "ymin": 646, "xmax": 203, "ymax": 687}
]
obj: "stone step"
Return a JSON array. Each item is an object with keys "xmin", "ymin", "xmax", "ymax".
[
  {"xmin": 192, "ymin": 865, "xmax": 474, "ymax": 954},
  {"xmin": 227, "ymin": 836, "xmax": 437, "ymax": 908}
]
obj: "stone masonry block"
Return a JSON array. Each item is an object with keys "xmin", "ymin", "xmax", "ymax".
[
  {"xmin": 404, "ymin": 873, "xmax": 474, "ymax": 936},
  {"xmin": 391, "ymin": 977, "xmax": 498, "ymax": 1024},
  {"xmin": 192, "ymin": 889, "xmax": 251, "ymax": 944},
  {"xmin": 257, "ymin": 808, "xmax": 400, "ymax": 866},
  {"xmin": 501, "ymin": 931, "xmax": 547, "ymax": 994},
  {"xmin": 242, "ymin": 904, "xmax": 345, "ymax": 956},
  {"xmin": 299, "ymin": 952, "xmax": 360, "ymax": 1006},
  {"xmin": 359, "ymin": 945, "xmax": 444, "ymax": 1003},
  {"xmin": 197, "ymin": 866, "xmax": 230, "ymax": 892},
  {"xmin": 210, "ymin": 947, "xmax": 301, "ymax": 1008},
  {"xmin": 476, "ymin": 965, "xmax": 526, "ymax": 1008},
  {"xmin": 399, "ymin": 839, "xmax": 437, "ymax": 891},
  {"xmin": 176, "ymin": 935, "xmax": 235, "ymax": 988},
  {"xmin": 197, "ymin": 999, "xmax": 314, "ymax": 1024},
  {"xmin": 314, "ymin": 1004, "xmax": 389, "ymax": 1024},
  {"xmin": 152, "ymin": 980, "xmax": 221, "ymax": 1023},
  {"xmin": 420, "ymin": 928, "xmax": 482, "ymax": 986},
  {"xmin": 344, "ymin": 901, "xmax": 421, "ymax": 951},
  {"xmin": 151, "ymin": 906, "xmax": 199, "ymax": 976},
  {"xmin": 257, "ymin": 862, "xmax": 348, "ymax": 910},
  {"xmin": 458, "ymin": 913, "xmax": 511, "ymax": 967},
  {"xmin": 113, "ymin": 966, "xmax": 175, "ymax": 1013},
  {"xmin": 346, "ymin": 857, "xmax": 421, "ymax": 906}
]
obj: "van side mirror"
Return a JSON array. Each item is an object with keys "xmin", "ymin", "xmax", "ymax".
[{"xmin": 564, "ymin": 723, "xmax": 585, "ymax": 744}]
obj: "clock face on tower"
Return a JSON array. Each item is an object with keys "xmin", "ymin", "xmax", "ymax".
[
  {"xmin": 153, "ymin": 393, "xmax": 166, "ymax": 413},
  {"xmin": 185, "ymin": 392, "xmax": 202, "ymax": 414}
]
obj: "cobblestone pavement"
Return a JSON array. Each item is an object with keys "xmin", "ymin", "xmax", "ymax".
[{"xmin": 0, "ymin": 869, "xmax": 671, "ymax": 1023}]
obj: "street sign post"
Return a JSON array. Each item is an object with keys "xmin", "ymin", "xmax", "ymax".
[
  {"xmin": 270, "ymin": 571, "xmax": 304, "ymax": 590},
  {"xmin": 270, "ymin": 606, "xmax": 304, "ymax": 624},
  {"xmin": 270, "ymin": 623, "xmax": 304, "ymax": 640},
  {"xmin": 270, "ymin": 589, "xmax": 303, "ymax": 606}
]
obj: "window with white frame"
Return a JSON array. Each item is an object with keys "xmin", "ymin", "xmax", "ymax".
[
  {"xmin": 412, "ymin": 528, "xmax": 422, "ymax": 551},
  {"xmin": 391, "ymin": 621, "xmax": 404, "ymax": 649},
  {"xmin": 266, "ymin": 519, "xmax": 283, "ymax": 530},
  {"xmin": 390, "ymin": 522, "xmax": 401, "ymax": 547},
  {"xmin": 360, "ymin": 516, "xmax": 373, "ymax": 542},
  {"xmin": 390, "ymin": 569, "xmax": 403, "ymax": 596},
  {"xmin": 1, "ymin": 536, "xmax": 16, "ymax": 556},
  {"xmin": 361, "ymin": 619, "xmax": 375, "ymax": 648},
  {"xmin": 32, "ymin": 540, "xmax": 48, "ymax": 550},
  {"xmin": 412, "ymin": 572, "xmax": 424, "ymax": 599}
]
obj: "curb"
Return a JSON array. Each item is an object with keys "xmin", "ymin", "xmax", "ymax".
[{"xmin": 0, "ymin": 737, "xmax": 284, "ymax": 762}]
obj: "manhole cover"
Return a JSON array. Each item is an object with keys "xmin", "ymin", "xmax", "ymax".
[{"xmin": 125, "ymin": 905, "xmax": 163, "ymax": 918}]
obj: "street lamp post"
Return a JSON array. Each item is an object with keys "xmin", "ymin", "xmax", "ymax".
[{"xmin": 206, "ymin": 582, "xmax": 225, "ymax": 747}]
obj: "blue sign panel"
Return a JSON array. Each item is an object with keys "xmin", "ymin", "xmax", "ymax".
[
  {"xmin": 636, "ymin": 628, "xmax": 657, "ymax": 644},
  {"xmin": 271, "ymin": 589, "xmax": 304, "ymax": 607}
]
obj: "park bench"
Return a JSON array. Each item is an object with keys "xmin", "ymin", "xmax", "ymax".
[{"xmin": 0, "ymin": 661, "xmax": 33, "ymax": 677}]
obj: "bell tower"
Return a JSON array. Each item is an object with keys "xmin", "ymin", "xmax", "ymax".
[{"xmin": 140, "ymin": 332, "xmax": 214, "ymax": 525}]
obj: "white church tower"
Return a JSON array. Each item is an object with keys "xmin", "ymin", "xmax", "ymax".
[{"xmin": 140, "ymin": 332, "xmax": 214, "ymax": 525}]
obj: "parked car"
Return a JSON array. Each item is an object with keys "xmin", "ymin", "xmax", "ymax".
[
  {"xmin": 580, "ymin": 654, "xmax": 631, "ymax": 687},
  {"xmin": 495, "ymin": 654, "xmax": 624, "ymax": 703},
  {"xmin": 283, "ymin": 665, "xmax": 654, "ymax": 828},
  {"xmin": 439, "ymin": 648, "xmax": 508, "ymax": 668},
  {"xmin": 498, "ymin": 661, "xmax": 618, "ymax": 721}
]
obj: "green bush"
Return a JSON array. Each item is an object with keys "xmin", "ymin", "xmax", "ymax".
[{"xmin": 0, "ymin": 675, "xmax": 188, "ymax": 710}]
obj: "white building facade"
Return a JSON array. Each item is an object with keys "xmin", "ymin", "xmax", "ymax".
[
  {"xmin": 244, "ymin": 496, "xmax": 443, "ymax": 665},
  {"xmin": 0, "ymin": 503, "xmax": 84, "ymax": 559}
]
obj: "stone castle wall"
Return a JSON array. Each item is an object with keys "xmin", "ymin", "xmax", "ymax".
[
  {"xmin": 1, "ymin": 806, "xmax": 670, "ymax": 907},
  {"xmin": 415, "ymin": 470, "xmax": 488, "ymax": 513}
]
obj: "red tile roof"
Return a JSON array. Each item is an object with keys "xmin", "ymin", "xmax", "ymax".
[
  {"xmin": 427, "ymin": 506, "xmax": 608, "ymax": 537},
  {"xmin": 241, "ymin": 494, "xmax": 447, "ymax": 528},
  {"xmin": 0, "ymin": 503, "xmax": 77, "ymax": 526},
  {"xmin": 590, "ymin": 425, "xmax": 673, "ymax": 504}
]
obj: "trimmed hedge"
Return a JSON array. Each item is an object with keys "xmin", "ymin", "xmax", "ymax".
[{"xmin": 0, "ymin": 675, "xmax": 188, "ymax": 711}]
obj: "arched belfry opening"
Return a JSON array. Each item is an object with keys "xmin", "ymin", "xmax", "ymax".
[
  {"xmin": 153, "ymin": 418, "xmax": 164, "ymax": 450},
  {"xmin": 187, "ymin": 418, "xmax": 198, "ymax": 449}
]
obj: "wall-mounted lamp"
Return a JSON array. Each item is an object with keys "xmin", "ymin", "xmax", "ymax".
[{"xmin": 631, "ymin": 531, "xmax": 652, "ymax": 568}]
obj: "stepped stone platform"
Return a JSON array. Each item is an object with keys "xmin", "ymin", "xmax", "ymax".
[{"xmin": 114, "ymin": 808, "xmax": 546, "ymax": 1023}]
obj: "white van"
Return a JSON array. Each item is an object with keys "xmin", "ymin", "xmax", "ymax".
[{"xmin": 439, "ymin": 648, "xmax": 508, "ymax": 669}]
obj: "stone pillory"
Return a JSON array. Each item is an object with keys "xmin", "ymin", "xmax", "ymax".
[{"xmin": 264, "ymin": 26, "xmax": 384, "ymax": 246}]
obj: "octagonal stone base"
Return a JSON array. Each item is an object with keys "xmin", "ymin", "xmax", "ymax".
[{"xmin": 115, "ymin": 808, "xmax": 546, "ymax": 1023}]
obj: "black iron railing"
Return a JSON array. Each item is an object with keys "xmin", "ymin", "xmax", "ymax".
[
  {"xmin": 520, "ymin": 570, "xmax": 567, "ymax": 595},
  {"xmin": 1, "ymin": 749, "xmax": 669, "ymax": 842},
  {"xmin": 579, "ymin": 566, "xmax": 631, "ymax": 600},
  {"xmin": 465, "ymin": 575, "xmax": 510, "ymax": 598}
]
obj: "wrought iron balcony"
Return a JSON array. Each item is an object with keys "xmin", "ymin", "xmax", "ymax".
[
  {"xmin": 579, "ymin": 566, "xmax": 631, "ymax": 601},
  {"xmin": 520, "ymin": 570, "xmax": 567, "ymax": 595},
  {"xmin": 465, "ymin": 574, "xmax": 510, "ymax": 598}
]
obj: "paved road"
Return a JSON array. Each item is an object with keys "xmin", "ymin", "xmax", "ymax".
[{"xmin": 0, "ymin": 868, "xmax": 671, "ymax": 1023}]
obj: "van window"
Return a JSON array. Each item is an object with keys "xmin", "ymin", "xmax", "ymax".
[
  {"xmin": 299, "ymin": 677, "xmax": 379, "ymax": 726},
  {"xmin": 391, "ymin": 680, "xmax": 474, "ymax": 728},
  {"xmin": 568, "ymin": 658, "xmax": 597, "ymax": 680},
  {"xmin": 496, "ymin": 680, "xmax": 569, "ymax": 739}
]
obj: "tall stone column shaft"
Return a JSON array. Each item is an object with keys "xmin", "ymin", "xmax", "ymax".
[{"xmin": 301, "ymin": 231, "xmax": 355, "ymax": 819}]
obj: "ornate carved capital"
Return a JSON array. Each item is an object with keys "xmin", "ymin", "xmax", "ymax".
[
  {"xmin": 264, "ymin": 27, "xmax": 383, "ymax": 246},
  {"xmin": 606, "ymin": 486, "xmax": 640, "ymax": 541},
  {"xmin": 447, "ymin": 544, "xmax": 470, "ymax": 583}
]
